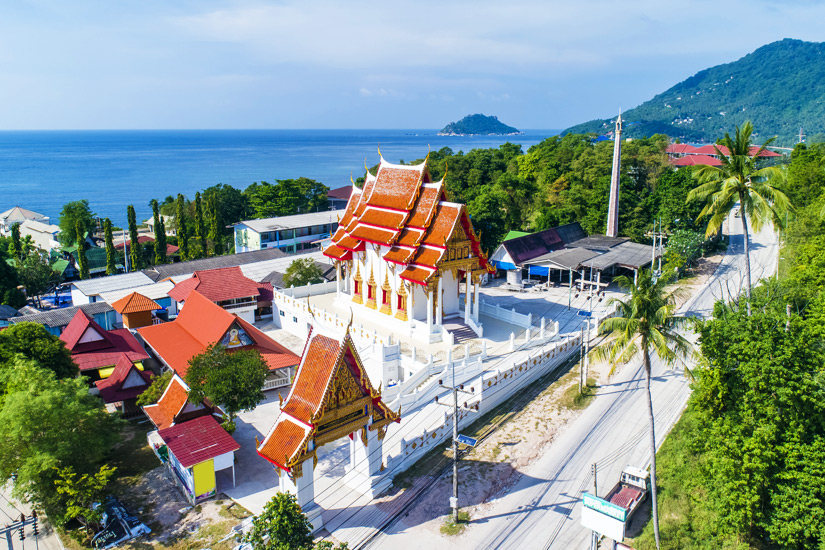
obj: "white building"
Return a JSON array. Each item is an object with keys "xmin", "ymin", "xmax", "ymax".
[
  {"xmin": 0, "ymin": 206, "xmax": 49, "ymax": 236},
  {"xmin": 19, "ymin": 219, "xmax": 61, "ymax": 253},
  {"xmin": 233, "ymin": 211, "xmax": 341, "ymax": 254}
]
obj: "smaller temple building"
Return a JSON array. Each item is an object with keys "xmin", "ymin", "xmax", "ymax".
[
  {"xmin": 257, "ymin": 324, "xmax": 400, "ymax": 531},
  {"xmin": 112, "ymin": 291, "xmax": 162, "ymax": 329},
  {"xmin": 93, "ymin": 353, "xmax": 153, "ymax": 416},
  {"xmin": 59, "ymin": 309, "xmax": 150, "ymax": 382}
]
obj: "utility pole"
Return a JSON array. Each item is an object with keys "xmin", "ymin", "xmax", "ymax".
[
  {"xmin": 657, "ymin": 217, "xmax": 664, "ymax": 273},
  {"xmin": 435, "ymin": 364, "xmax": 478, "ymax": 522},
  {"xmin": 650, "ymin": 219, "xmax": 657, "ymax": 270},
  {"xmin": 579, "ymin": 325, "xmax": 585, "ymax": 394},
  {"xmin": 591, "ymin": 463, "xmax": 599, "ymax": 549},
  {"xmin": 0, "ymin": 512, "xmax": 39, "ymax": 550},
  {"xmin": 122, "ymin": 230, "xmax": 130, "ymax": 273}
]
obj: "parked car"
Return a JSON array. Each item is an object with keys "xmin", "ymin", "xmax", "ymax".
[{"xmin": 91, "ymin": 497, "xmax": 151, "ymax": 549}]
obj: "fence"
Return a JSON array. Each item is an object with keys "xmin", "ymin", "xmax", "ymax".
[{"xmin": 477, "ymin": 299, "xmax": 533, "ymax": 328}]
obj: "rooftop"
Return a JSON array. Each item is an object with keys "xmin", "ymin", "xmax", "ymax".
[
  {"xmin": 158, "ymin": 415, "xmax": 240, "ymax": 469},
  {"xmin": 142, "ymin": 247, "xmax": 287, "ymax": 282},
  {"xmin": 524, "ymin": 247, "xmax": 599, "ymax": 271},
  {"xmin": 235, "ymin": 211, "xmax": 342, "ymax": 233},
  {"xmin": 59, "ymin": 309, "xmax": 150, "ymax": 371},
  {"xmin": 19, "ymin": 219, "xmax": 60, "ymax": 234},
  {"xmin": 72, "ymin": 271, "xmax": 154, "ymax": 297},
  {"xmin": 12, "ymin": 302, "xmax": 114, "ymax": 328},
  {"xmin": 168, "ymin": 266, "xmax": 265, "ymax": 303},
  {"xmin": 99, "ymin": 280, "xmax": 176, "ymax": 304},
  {"xmin": 0, "ymin": 206, "xmax": 47, "ymax": 223},
  {"xmin": 93, "ymin": 354, "xmax": 152, "ymax": 404},
  {"xmin": 567, "ymin": 235, "xmax": 629, "ymax": 252},
  {"xmin": 111, "ymin": 292, "xmax": 162, "ymax": 314},
  {"xmin": 581, "ymin": 241, "xmax": 659, "ymax": 271},
  {"xmin": 501, "ymin": 223, "xmax": 587, "ymax": 265}
]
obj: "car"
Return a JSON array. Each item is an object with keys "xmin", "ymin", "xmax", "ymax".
[{"xmin": 90, "ymin": 497, "xmax": 151, "ymax": 549}]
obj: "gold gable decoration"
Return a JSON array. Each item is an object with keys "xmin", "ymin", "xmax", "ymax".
[
  {"xmin": 379, "ymin": 271, "xmax": 393, "ymax": 315},
  {"xmin": 352, "ymin": 263, "xmax": 363, "ymax": 304},
  {"xmin": 365, "ymin": 267, "xmax": 377, "ymax": 309},
  {"xmin": 395, "ymin": 281, "xmax": 408, "ymax": 321}
]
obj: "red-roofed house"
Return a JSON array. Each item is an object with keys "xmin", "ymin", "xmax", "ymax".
[
  {"xmin": 93, "ymin": 353, "xmax": 153, "ymax": 416},
  {"xmin": 142, "ymin": 373, "xmax": 221, "ymax": 430},
  {"xmin": 668, "ymin": 142, "xmax": 783, "ymax": 167},
  {"xmin": 670, "ymin": 154, "xmax": 724, "ymax": 167},
  {"xmin": 115, "ymin": 235, "xmax": 180, "ymax": 257},
  {"xmin": 153, "ymin": 415, "xmax": 240, "ymax": 504},
  {"xmin": 60, "ymin": 309, "xmax": 150, "ymax": 381},
  {"xmin": 322, "ymin": 154, "xmax": 495, "ymax": 343},
  {"xmin": 138, "ymin": 291, "xmax": 299, "ymax": 387},
  {"xmin": 168, "ymin": 266, "xmax": 271, "ymax": 324}
]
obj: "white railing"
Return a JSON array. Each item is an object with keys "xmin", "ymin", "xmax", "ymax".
[
  {"xmin": 286, "ymin": 281, "xmax": 338, "ymax": 298},
  {"xmin": 478, "ymin": 299, "xmax": 533, "ymax": 328}
]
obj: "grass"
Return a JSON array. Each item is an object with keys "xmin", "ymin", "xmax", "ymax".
[
  {"xmin": 219, "ymin": 501, "xmax": 252, "ymax": 521},
  {"xmin": 440, "ymin": 510, "xmax": 470, "ymax": 536},
  {"xmin": 559, "ymin": 376, "xmax": 597, "ymax": 411},
  {"xmin": 109, "ymin": 422, "xmax": 161, "ymax": 483}
]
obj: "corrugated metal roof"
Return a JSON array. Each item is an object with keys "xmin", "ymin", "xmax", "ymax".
[
  {"xmin": 142, "ymin": 248, "xmax": 287, "ymax": 282},
  {"xmin": 581, "ymin": 241, "xmax": 658, "ymax": 271},
  {"xmin": 235, "ymin": 211, "xmax": 342, "ymax": 233},
  {"xmin": 238, "ymin": 250, "xmax": 330, "ymax": 282},
  {"xmin": 12, "ymin": 302, "xmax": 114, "ymax": 328},
  {"xmin": 99, "ymin": 280, "xmax": 176, "ymax": 304},
  {"xmin": 567, "ymin": 235, "xmax": 629, "ymax": 252},
  {"xmin": 72, "ymin": 271, "xmax": 154, "ymax": 296},
  {"xmin": 524, "ymin": 247, "xmax": 599, "ymax": 270}
]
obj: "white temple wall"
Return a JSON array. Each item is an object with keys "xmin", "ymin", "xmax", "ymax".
[
  {"xmin": 442, "ymin": 270, "xmax": 459, "ymax": 316},
  {"xmin": 411, "ymin": 284, "xmax": 428, "ymax": 321}
]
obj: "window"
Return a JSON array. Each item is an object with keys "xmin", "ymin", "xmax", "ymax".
[
  {"xmin": 365, "ymin": 268, "xmax": 377, "ymax": 309},
  {"xmin": 395, "ymin": 283, "xmax": 408, "ymax": 321},
  {"xmin": 379, "ymin": 272, "xmax": 393, "ymax": 315},
  {"xmin": 352, "ymin": 264, "xmax": 363, "ymax": 305}
]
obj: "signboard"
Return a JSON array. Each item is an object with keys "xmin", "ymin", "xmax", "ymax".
[
  {"xmin": 577, "ymin": 310, "xmax": 593, "ymax": 318},
  {"xmin": 456, "ymin": 434, "xmax": 478, "ymax": 447},
  {"xmin": 581, "ymin": 492, "xmax": 626, "ymax": 542}
]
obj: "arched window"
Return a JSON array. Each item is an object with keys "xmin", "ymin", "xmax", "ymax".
[
  {"xmin": 380, "ymin": 272, "xmax": 393, "ymax": 315},
  {"xmin": 352, "ymin": 263, "xmax": 363, "ymax": 304},
  {"xmin": 366, "ymin": 268, "xmax": 377, "ymax": 309}
]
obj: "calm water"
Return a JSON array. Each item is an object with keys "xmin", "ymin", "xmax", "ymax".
[{"xmin": 0, "ymin": 129, "xmax": 558, "ymax": 227}]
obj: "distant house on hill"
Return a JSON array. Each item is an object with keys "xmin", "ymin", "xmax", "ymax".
[
  {"xmin": 115, "ymin": 235, "xmax": 179, "ymax": 258},
  {"xmin": 665, "ymin": 142, "xmax": 782, "ymax": 167},
  {"xmin": 19, "ymin": 219, "xmax": 61, "ymax": 253},
  {"xmin": 0, "ymin": 206, "xmax": 49, "ymax": 236},
  {"xmin": 327, "ymin": 186, "xmax": 352, "ymax": 210}
]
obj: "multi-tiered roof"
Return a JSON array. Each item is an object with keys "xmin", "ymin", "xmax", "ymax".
[{"xmin": 323, "ymin": 157, "xmax": 493, "ymax": 285}]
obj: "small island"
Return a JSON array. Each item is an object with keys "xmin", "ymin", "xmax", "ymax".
[{"xmin": 438, "ymin": 114, "xmax": 521, "ymax": 136}]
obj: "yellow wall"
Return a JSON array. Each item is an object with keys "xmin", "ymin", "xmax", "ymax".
[
  {"xmin": 192, "ymin": 459, "xmax": 215, "ymax": 498},
  {"xmin": 98, "ymin": 362, "xmax": 144, "ymax": 379}
]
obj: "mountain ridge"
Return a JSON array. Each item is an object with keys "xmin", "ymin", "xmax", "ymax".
[{"xmin": 563, "ymin": 39, "xmax": 825, "ymax": 145}]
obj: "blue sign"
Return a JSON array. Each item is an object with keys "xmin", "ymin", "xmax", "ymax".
[
  {"xmin": 456, "ymin": 434, "xmax": 478, "ymax": 447},
  {"xmin": 577, "ymin": 310, "xmax": 593, "ymax": 318}
]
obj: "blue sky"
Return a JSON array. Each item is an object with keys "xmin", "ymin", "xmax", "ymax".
[{"xmin": 2, "ymin": 0, "xmax": 824, "ymax": 130}]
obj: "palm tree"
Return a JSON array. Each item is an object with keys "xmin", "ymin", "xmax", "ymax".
[
  {"xmin": 592, "ymin": 269, "xmax": 693, "ymax": 550},
  {"xmin": 688, "ymin": 121, "xmax": 790, "ymax": 314}
]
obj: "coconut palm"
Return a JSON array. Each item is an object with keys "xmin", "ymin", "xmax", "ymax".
[
  {"xmin": 688, "ymin": 121, "xmax": 790, "ymax": 314},
  {"xmin": 592, "ymin": 269, "xmax": 693, "ymax": 550}
]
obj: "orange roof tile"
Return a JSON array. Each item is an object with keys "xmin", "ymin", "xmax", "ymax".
[
  {"xmin": 366, "ymin": 165, "xmax": 424, "ymax": 211},
  {"xmin": 407, "ymin": 184, "xmax": 442, "ymax": 228},
  {"xmin": 348, "ymin": 224, "xmax": 398, "ymax": 246},
  {"xmin": 396, "ymin": 228, "xmax": 425, "ymax": 248},
  {"xmin": 281, "ymin": 332, "xmax": 342, "ymax": 423},
  {"xmin": 168, "ymin": 266, "xmax": 262, "ymax": 303},
  {"xmin": 144, "ymin": 376, "xmax": 190, "ymax": 430},
  {"xmin": 411, "ymin": 246, "xmax": 445, "ymax": 268},
  {"xmin": 323, "ymin": 244, "xmax": 352, "ymax": 261},
  {"xmin": 383, "ymin": 246, "xmax": 416, "ymax": 265},
  {"xmin": 257, "ymin": 416, "xmax": 309, "ymax": 470},
  {"xmin": 112, "ymin": 292, "xmax": 162, "ymax": 314},
  {"xmin": 422, "ymin": 203, "xmax": 461, "ymax": 247},
  {"xmin": 358, "ymin": 207, "xmax": 408, "ymax": 229},
  {"xmin": 399, "ymin": 264, "xmax": 436, "ymax": 285}
]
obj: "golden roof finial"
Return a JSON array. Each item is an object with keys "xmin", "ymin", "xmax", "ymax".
[
  {"xmin": 346, "ymin": 307, "xmax": 354, "ymax": 334},
  {"xmin": 443, "ymin": 161, "xmax": 449, "ymax": 182},
  {"xmin": 350, "ymin": 172, "xmax": 355, "ymax": 185},
  {"xmin": 377, "ymin": 143, "xmax": 383, "ymax": 158},
  {"xmin": 424, "ymin": 144, "xmax": 431, "ymax": 165}
]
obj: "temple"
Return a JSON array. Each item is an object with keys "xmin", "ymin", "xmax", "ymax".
[
  {"xmin": 257, "ymin": 323, "xmax": 400, "ymax": 530},
  {"xmin": 323, "ymin": 155, "xmax": 495, "ymax": 343}
]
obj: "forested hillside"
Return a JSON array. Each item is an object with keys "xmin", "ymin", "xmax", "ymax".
[{"xmin": 564, "ymin": 39, "xmax": 825, "ymax": 146}]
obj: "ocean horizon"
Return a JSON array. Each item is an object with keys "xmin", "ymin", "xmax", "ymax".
[{"xmin": 0, "ymin": 128, "xmax": 559, "ymax": 228}]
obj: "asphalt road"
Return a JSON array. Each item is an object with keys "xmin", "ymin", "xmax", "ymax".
[
  {"xmin": 366, "ymin": 212, "xmax": 779, "ymax": 550},
  {"xmin": 0, "ymin": 484, "xmax": 63, "ymax": 550}
]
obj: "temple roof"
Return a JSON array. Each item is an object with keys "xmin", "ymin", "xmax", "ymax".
[
  {"xmin": 324, "ymin": 156, "xmax": 493, "ymax": 284},
  {"xmin": 138, "ymin": 290, "xmax": 299, "ymax": 376},
  {"xmin": 60, "ymin": 309, "xmax": 150, "ymax": 371},
  {"xmin": 257, "ymin": 327, "xmax": 399, "ymax": 472},
  {"xmin": 94, "ymin": 354, "xmax": 152, "ymax": 404},
  {"xmin": 142, "ymin": 374, "xmax": 205, "ymax": 430}
]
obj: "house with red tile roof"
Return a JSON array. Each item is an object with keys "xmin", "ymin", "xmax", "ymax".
[
  {"xmin": 138, "ymin": 291, "xmax": 299, "ymax": 387},
  {"xmin": 167, "ymin": 266, "xmax": 272, "ymax": 324},
  {"xmin": 142, "ymin": 373, "xmax": 221, "ymax": 430},
  {"xmin": 322, "ymin": 154, "xmax": 494, "ymax": 343},
  {"xmin": 115, "ymin": 235, "xmax": 180, "ymax": 257},
  {"xmin": 59, "ymin": 309, "xmax": 150, "ymax": 381},
  {"xmin": 93, "ymin": 353, "xmax": 153, "ymax": 416},
  {"xmin": 111, "ymin": 291, "xmax": 162, "ymax": 329},
  {"xmin": 667, "ymin": 142, "xmax": 783, "ymax": 167},
  {"xmin": 152, "ymin": 414, "xmax": 240, "ymax": 504}
]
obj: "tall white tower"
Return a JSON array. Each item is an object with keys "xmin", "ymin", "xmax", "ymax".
[{"xmin": 606, "ymin": 112, "xmax": 622, "ymax": 238}]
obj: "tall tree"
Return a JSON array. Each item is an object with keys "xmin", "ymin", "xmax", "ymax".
[
  {"xmin": 688, "ymin": 121, "xmax": 791, "ymax": 313},
  {"xmin": 0, "ymin": 321, "xmax": 78, "ymax": 379},
  {"xmin": 158, "ymin": 215, "xmax": 168, "ymax": 261},
  {"xmin": 58, "ymin": 200, "xmax": 96, "ymax": 246},
  {"xmin": 9, "ymin": 222, "xmax": 22, "ymax": 262},
  {"xmin": 283, "ymin": 258, "xmax": 324, "ymax": 288},
  {"xmin": 176, "ymin": 194, "xmax": 190, "ymax": 260},
  {"xmin": 150, "ymin": 199, "xmax": 166, "ymax": 265},
  {"xmin": 593, "ymin": 269, "xmax": 693, "ymax": 550},
  {"xmin": 243, "ymin": 493, "xmax": 313, "ymax": 550},
  {"xmin": 194, "ymin": 191, "xmax": 207, "ymax": 258},
  {"xmin": 207, "ymin": 194, "xmax": 224, "ymax": 256},
  {"xmin": 185, "ymin": 343, "xmax": 269, "ymax": 421},
  {"xmin": 104, "ymin": 218, "xmax": 116, "ymax": 275},
  {"xmin": 126, "ymin": 205, "xmax": 142, "ymax": 271},
  {"xmin": 75, "ymin": 222, "xmax": 89, "ymax": 280},
  {"xmin": 17, "ymin": 251, "xmax": 59, "ymax": 308}
]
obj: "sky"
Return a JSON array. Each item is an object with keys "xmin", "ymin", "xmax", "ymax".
[{"xmin": 2, "ymin": 0, "xmax": 824, "ymax": 130}]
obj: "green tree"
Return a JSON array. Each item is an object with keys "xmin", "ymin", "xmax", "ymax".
[
  {"xmin": 127, "ymin": 204, "xmax": 142, "ymax": 271},
  {"xmin": 0, "ymin": 359, "xmax": 121, "ymax": 519},
  {"xmin": 176, "ymin": 194, "xmax": 190, "ymax": 260},
  {"xmin": 467, "ymin": 189, "xmax": 508, "ymax": 254},
  {"xmin": 185, "ymin": 343, "xmax": 269, "ymax": 420},
  {"xmin": 136, "ymin": 370, "xmax": 172, "ymax": 407},
  {"xmin": 688, "ymin": 122, "xmax": 791, "ymax": 312},
  {"xmin": 9, "ymin": 222, "xmax": 22, "ymax": 262},
  {"xmin": 54, "ymin": 465, "xmax": 117, "ymax": 531},
  {"xmin": 593, "ymin": 269, "xmax": 693, "ymax": 550},
  {"xmin": 0, "ymin": 321, "xmax": 78, "ymax": 379},
  {"xmin": 202, "ymin": 183, "xmax": 249, "ymax": 228},
  {"xmin": 150, "ymin": 198, "xmax": 168, "ymax": 265},
  {"xmin": 59, "ymin": 200, "xmax": 96, "ymax": 246},
  {"xmin": 245, "ymin": 178, "xmax": 329, "ymax": 218},
  {"xmin": 0, "ymin": 254, "xmax": 24, "ymax": 308},
  {"xmin": 104, "ymin": 218, "xmax": 117, "ymax": 275},
  {"xmin": 194, "ymin": 191, "xmax": 207, "ymax": 258},
  {"xmin": 243, "ymin": 492, "xmax": 314, "ymax": 550},
  {"xmin": 75, "ymin": 221, "xmax": 90, "ymax": 280},
  {"xmin": 283, "ymin": 258, "xmax": 324, "ymax": 288},
  {"xmin": 207, "ymin": 194, "xmax": 224, "ymax": 256},
  {"xmin": 17, "ymin": 251, "xmax": 59, "ymax": 307}
]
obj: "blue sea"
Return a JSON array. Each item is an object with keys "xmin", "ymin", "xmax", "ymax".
[{"xmin": 0, "ymin": 129, "xmax": 558, "ymax": 227}]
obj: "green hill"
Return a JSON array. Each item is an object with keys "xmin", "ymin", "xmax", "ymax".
[
  {"xmin": 564, "ymin": 39, "xmax": 825, "ymax": 145},
  {"xmin": 439, "ymin": 114, "xmax": 520, "ymax": 136}
]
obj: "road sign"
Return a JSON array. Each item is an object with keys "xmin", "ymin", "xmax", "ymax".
[
  {"xmin": 456, "ymin": 434, "xmax": 478, "ymax": 447},
  {"xmin": 577, "ymin": 310, "xmax": 593, "ymax": 318}
]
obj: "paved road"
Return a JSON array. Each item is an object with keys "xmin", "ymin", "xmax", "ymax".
[
  {"xmin": 0, "ymin": 484, "xmax": 63, "ymax": 550},
  {"xmin": 365, "ymin": 212, "xmax": 779, "ymax": 550}
]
